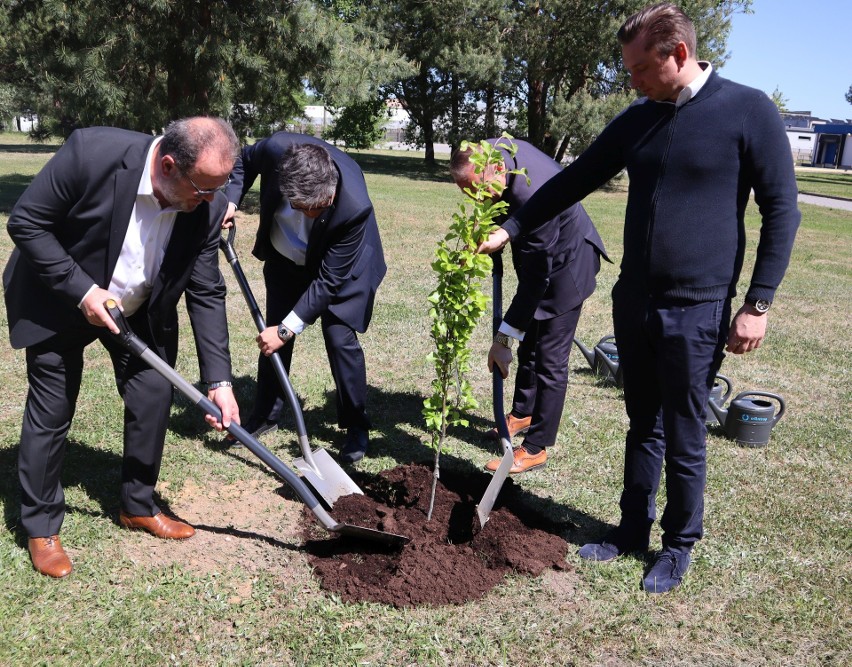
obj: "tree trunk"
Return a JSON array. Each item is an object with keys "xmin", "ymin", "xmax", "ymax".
[
  {"xmin": 485, "ymin": 86, "xmax": 496, "ymax": 138},
  {"xmin": 527, "ymin": 76, "xmax": 546, "ymax": 149},
  {"xmin": 555, "ymin": 136, "xmax": 570, "ymax": 163},
  {"xmin": 449, "ymin": 75, "xmax": 460, "ymax": 153},
  {"xmin": 424, "ymin": 120, "xmax": 436, "ymax": 164}
]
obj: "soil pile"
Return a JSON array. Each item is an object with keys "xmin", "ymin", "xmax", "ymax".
[{"xmin": 302, "ymin": 463, "xmax": 570, "ymax": 607}]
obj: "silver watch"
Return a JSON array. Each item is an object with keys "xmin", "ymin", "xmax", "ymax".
[
  {"xmin": 277, "ymin": 322, "xmax": 294, "ymax": 342},
  {"xmin": 746, "ymin": 298, "xmax": 771, "ymax": 314},
  {"xmin": 208, "ymin": 380, "xmax": 232, "ymax": 390},
  {"xmin": 494, "ymin": 332, "xmax": 514, "ymax": 349}
]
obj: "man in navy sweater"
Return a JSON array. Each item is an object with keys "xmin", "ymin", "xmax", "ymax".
[{"xmin": 478, "ymin": 3, "xmax": 800, "ymax": 592}]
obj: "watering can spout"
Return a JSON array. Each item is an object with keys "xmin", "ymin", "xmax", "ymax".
[
  {"xmin": 573, "ymin": 338, "xmax": 596, "ymax": 369},
  {"xmin": 707, "ymin": 399, "xmax": 728, "ymax": 427}
]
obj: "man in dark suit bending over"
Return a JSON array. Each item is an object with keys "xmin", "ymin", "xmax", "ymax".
[
  {"xmin": 222, "ymin": 134, "xmax": 386, "ymax": 464},
  {"xmin": 450, "ymin": 139, "xmax": 609, "ymax": 473},
  {"xmin": 4, "ymin": 117, "xmax": 242, "ymax": 578}
]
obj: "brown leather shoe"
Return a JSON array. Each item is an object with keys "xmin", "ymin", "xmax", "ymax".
[
  {"xmin": 119, "ymin": 512, "xmax": 195, "ymax": 539},
  {"xmin": 28, "ymin": 536, "xmax": 73, "ymax": 578},
  {"xmin": 486, "ymin": 414, "xmax": 532, "ymax": 440},
  {"xmin": 485, "ymin": 445, "xmax": 547, "ymax": 474}
]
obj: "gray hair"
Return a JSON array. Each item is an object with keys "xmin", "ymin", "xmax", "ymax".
[
  {"xmin": 449, "ymin": 146, "xmax": 475, "ymax": 183},
  {"xmin": 159, "ymin": 117, "xmax": 240, "ymax": 172},
  {"xmin": 617, "ymin": 2, "xmax": 697, "ymax": 59},
  {"xmin": 278, "ymin": 143, "xmax": 339, "ymax": 209},
  {"xmin": 448, "ymin": 143, "xmax": 505, "ymax": 185}
]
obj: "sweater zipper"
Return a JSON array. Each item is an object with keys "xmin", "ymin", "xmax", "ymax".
[{"xmin": 644, "ymin": 105, "xmax": 679, "ymax": 282}]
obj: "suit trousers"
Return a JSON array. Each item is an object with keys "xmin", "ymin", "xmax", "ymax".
[
  {"xmin": 252, "ymin": 252, "xmax": 370, "ymax": 431},
  {"xmin": 612, "ymin": 283, "xmax": 730, "ymax": 552},
  {"xmin": 511, "ymin": 303, "xmax": 583, "ymax": 448},
  {"xmin": 18, "ymin": 309, "xmax": 174, "ymax": 538}
]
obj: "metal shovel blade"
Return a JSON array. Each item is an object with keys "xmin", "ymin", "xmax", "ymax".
[
  {"xmin": 293, "ymin": 446, "xmax": 363, "ymax": 504},
  {"xmin": 328, "ymin": 521, "xmax": 409, "ymax": 546},
  {"xmin": 476, "ymin": 435, "xmax": 514, "ymax": 529}
]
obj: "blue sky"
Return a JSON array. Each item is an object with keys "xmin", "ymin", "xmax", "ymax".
[{"xmin": 717, "ymin": 0, "xmax": 852, "ymax": 120}]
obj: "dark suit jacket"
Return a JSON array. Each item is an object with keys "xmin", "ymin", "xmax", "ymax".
[
  {"xmin": 226, "ymin": 132, "xmax": 386, "ymax": 333},
  {"xmin": 3, "ymin": 127, "xmax": 232, "ymax": 382},
  {"xmin": 496, "ymin": 139, "xmax": 609, "ymax": 330}
]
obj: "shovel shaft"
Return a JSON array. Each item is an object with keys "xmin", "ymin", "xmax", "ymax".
[
  {"xmin": 219, "ymin": 227, "xmax": 315, "ymax": 467},
  {"xmin": 476, "ymin": 253, "xmax": 515, "ymax": 528},
  {"xmin": 490, "ymin": 252, "xmax": 511, "ymax": 443},
  {"xmin": 103, "ymin": 300, "xmax": 336, "ymax": 529}
]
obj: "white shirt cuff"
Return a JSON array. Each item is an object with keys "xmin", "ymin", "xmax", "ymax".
[
  {"xmin": 282, "ymin": 311, "xmax": 307, "ymax": 335},
  {"xmin": 77, "ymin": 284, "xmax": 98, "ymax": 309},
  {"xmin": 498, "ymin": 321, "xmax": 525, "ymax": 342}
]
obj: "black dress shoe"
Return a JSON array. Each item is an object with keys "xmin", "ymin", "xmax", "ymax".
[{"xmin": 340, "ymin": 427, "xmax": 369, "ymax": 463}]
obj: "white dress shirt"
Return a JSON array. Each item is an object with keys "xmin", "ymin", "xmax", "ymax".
[
  {"xmin": 271, "ymin": 200, "xmax": 315, "ymax": 335},
  {"xmin": 108, "ymin": 137, "xmax": 178, "ymax": 316}
]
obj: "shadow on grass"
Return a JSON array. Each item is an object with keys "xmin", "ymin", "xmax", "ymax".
[
  {"xmin": 349, "ymin": 151, "xmax": 452, "ymax": 184},
  {"xmin": 0, "ymin": 433, "xmax": 299, "ymax": 554},
  {"xmin": 234, "ymin": 189, "xmax": 260, "ymax": 216},
  {"xmin": 171, "ymin": 378, "xmax": 612, "ymax": 547},
  {"xmin": 0, "ymin": 439, "xmax": 187, "ymax": 548},
  {"xmin": 797, "ymin": 173, "xmax": 852, "ymax": 185},
  {"xmin": 0, "ymin": 174, "xmax": 34, "ymax": 213},
  {"xmin": 0, "ymin": 371, "xmax": 613, "ymax": 553},
  {"xmin": 0, "ymin": 143, "xmax": 58, "ymax": 154}
]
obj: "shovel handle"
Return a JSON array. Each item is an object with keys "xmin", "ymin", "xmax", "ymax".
[
  {"xmin": 219, "ymin": 224, "xmax": 237, "ymax": 262},
  {"xmin": 220, "ymin": 224, "xmax": 266, "ymax": 333}
]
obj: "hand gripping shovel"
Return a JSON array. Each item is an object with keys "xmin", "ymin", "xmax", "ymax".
[
  {"xmin": 219, "ymin": 225, "xmax": 362, "ymax": 507},
  {"xmin": 104, "ymin": 300, "xmax": 408, "ymax": 548},
  {"xmin": 475, "ymin": 251, "xmax": 515, "ymax": 529}
]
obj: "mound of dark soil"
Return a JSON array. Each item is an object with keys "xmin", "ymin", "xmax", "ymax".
[{"xmin": 302, "ymin": 463, "xmax": 570, "ymax": 607}]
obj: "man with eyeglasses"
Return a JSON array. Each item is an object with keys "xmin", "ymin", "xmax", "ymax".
[
  {"xmin": 4, "ymin": 116, "xmax": 242, "ymax": 578},
  {"xmin": 222, "ymin": 133, "xmax": 386, "ymax": 464}
]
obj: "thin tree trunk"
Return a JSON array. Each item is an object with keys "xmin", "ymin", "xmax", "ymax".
[{"xmin": 485, "ymin": 86, "xmax": 496, "ymax": 138}]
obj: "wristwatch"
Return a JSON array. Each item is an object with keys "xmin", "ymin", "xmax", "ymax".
[
  {"xmin": 494, "ymin": 332, "xmax": 514, "ymax": 349},
  {"xmin": 277, "ymin": 322, "xmax": 295, "ymax": 343},
  {"xmin": 745, "ymin": 297, "xmax": 771, "ymax": 314},
  {"xmin": 207, "ymin": 380, "xmax": 232, "ymax": 390}
]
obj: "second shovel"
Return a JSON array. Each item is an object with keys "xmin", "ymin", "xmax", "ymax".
[{"xmin": 220, "ymin": 225, "xmax": 362, "ymax": 506}]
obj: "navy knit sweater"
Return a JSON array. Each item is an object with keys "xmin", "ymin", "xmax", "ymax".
[{"xmin": 503, "ymin": 71, "xmax": 800, "ymax": 304}]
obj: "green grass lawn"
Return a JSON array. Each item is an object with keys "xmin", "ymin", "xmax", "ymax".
[
  {"xmin": 0, "ymin": 134, "xmax": 849, "ymax": 665},
  {"xmin": 794, "ymin": 168, "xmax": 852, "ymax": 199}
]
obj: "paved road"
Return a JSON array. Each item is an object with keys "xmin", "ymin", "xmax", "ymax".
[{"xmin": 798, "ymin": 193, "xmax": 852, "ymax": 212}]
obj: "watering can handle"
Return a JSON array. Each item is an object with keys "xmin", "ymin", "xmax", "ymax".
[
  {"xmin": 732, "ymin": 391, "xmax": 786, "ymax": 423},
  {"xmin": 715, "ymin": 374, "xmax": 733, "ymax": 403},
  {"xmin": 599, "ymin": 334, "xmax": 616, "ymax": 345}
]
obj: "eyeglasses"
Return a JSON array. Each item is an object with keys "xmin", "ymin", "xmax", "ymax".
[
  {"xmin": 290, "ymin": 201, "xmax": 332, "ymax": 214},
  {"xmin": 182, "ymin": 171, "xmax": 231, "ymax": 196}
]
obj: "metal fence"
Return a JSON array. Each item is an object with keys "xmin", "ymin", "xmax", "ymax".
[{"xmin": 792, "ymin": 149, "xmax": 813, "ymax": 166}]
